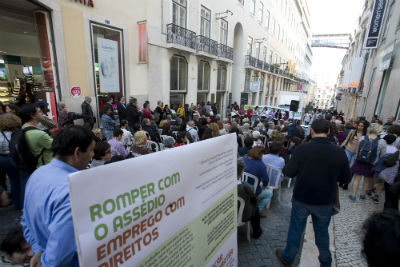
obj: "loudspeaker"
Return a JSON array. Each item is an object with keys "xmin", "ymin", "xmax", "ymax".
[{"xmin": 290, "ymin": 100, "xmax": 299, "ymax": 112}]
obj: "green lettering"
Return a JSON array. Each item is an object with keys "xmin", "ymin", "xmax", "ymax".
[
  {"xmin": 103, "ymin": 199, "xmax": 115, "ymax": 215},
  {"xmin": 94, "ymin": 223, "xmax": 108, "ymax": 241},
  {"xmin": 113, "ymin": 216, "xmax": 124, "ymax": 232},
  {"xmin": 89, "ymin": 204, "xmax": 102, "ymax": 222},
  {"xmin": 116, "ymin": 193, "xmax": 132, "ymax": 210}
]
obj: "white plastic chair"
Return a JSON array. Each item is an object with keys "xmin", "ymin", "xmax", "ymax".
[
  {"xmin": 265, "ymin": 164, "xmax": 283, "ymax": 208},
  {"xmin": 146, "ymin": 140, "xmax": 159, "ymax": 152},
  {"xmin": 237, "ymin": 196, "xmax": 251, "ymax": 242},
  {"xmin": 158, "ymin": 142, "xmax": 165, "ymax": 151},
  {"xmin": 240, "ymin": 172, "xmax": 259, "ymax": 194},
  {"xmin": 158, "ymin": 128, "xmax": 163, "ymax": 135}
]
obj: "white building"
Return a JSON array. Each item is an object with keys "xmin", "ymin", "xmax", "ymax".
[
  {"xmin": 0, "ymin": 0, "xmax": 312, "ymax": 124},
  {"xmin": 153, "ymin": 0, "xmax": 313, "ymax": 114}
]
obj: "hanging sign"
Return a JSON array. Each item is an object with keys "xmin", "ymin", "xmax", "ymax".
[
  {"xmin": 97, "ymin": 37, "xmax": 120, "ymax": 93},
  {"xmin": 365, "ymin": 0, "xmax": 387, "ymax": 49}
]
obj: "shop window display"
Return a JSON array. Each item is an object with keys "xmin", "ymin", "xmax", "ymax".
[{"xmin": 0, "ymin": 1, "xmax": 58, "ymax": 121}]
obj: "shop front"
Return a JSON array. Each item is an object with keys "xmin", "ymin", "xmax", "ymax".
[{"xmin": 0, "ymin": 0, "xmax": 59, "ymax": 121}]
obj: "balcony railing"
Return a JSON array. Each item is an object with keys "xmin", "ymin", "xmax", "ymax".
[
  {"xmin": 245, "ymin": 55, "xmax": 257, "ymax": 67},
  {"xmin": 255, "ymin": 58, "xmax": 264, "ymax": 69},
  {"xmin": 263, "ymin": 62, "xmax": 270, "ymax": 72},
  {"xmin": 196, "ymin": 35, "xmax": 218, "ymax": 56},
  {"xmin": 166, "ymin": 23, "xmax": 196, "ymax": 49},
  {"xmin": 218, "ymin": 43, "xmax": 233, "ymax": 60}
]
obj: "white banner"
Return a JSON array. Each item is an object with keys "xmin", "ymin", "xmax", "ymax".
[
  {"xmin": 68, "ymin": 134, "xmax": 238, "ymax": 267},
  {"xmin": 97, "ymin": 37, "xmax": 120, "ymax": 93}
]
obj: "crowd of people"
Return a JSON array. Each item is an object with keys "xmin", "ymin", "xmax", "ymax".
[{"xmin": 0, "ymin": 94, "xmax": 398, "ymax": 266}]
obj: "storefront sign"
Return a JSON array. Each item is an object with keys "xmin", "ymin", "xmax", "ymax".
[
  {"xmin": 71, "ymin": 0, "xmax": 94, "ymax": 8},
  {"xmin": 33, "ymin": 86, "xmax": 54, "ymax": 92},
  {"xmin": 365, "ymin": 0, "xmax": 387, "ymax": 49},
  {"xmin": 97, "ymin": 37, "xmax": 120, "ymax": 93},
  {"xmin": 71, "ymin": 86, "xmax": 81, "ymax": 97},
  {"xmin": 68, "ymin": 134, "xmax": 238, "ymax": 267},
  {"xmin": 138, "ymin": 21, "xmax": 147, "ymax": 63}
]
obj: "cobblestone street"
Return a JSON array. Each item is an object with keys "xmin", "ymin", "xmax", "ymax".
[
  {"xmin": 238, "ymin": 181, "xmax": 301, "ymax": 267},
  {"xmin": 333, "ymin": 185, "xmax": 383, "ymax": 267}
]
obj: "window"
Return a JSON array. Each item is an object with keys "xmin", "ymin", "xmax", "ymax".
[
  {"xmin": 277, "ymin": 23, "xmax": 280, "ymax": 40},
  {"xmin": 263, "ymin": 46, "xmax": 267, "ymax": 62},
  {"xmin": 220, "ymin": 19, "xmax": 228, "ymax": 45},
  {"xmin": 260, "ymin": 73, "xmax": 265, "ymax": 91},
  {"xmin": 245, "ymin": 70, "xmax": 251, "ymax": 91},
  {"xmin": 265, "ymin": 10, "xmax": 270, "ymax": 28},
  {"xmin": 172, "ymin": 0, "xmax": 187, "ymax": 28},
  {"xmin": 250, "ymin": 0, "xmax": 256, "ymax": 15},
  {"xmin": 374, "ymin": 70, "xmax": 390, "ymax": 116},
  {"xmin": 255, "ymin": 42, "xmax": 260, "ymax": 59},
  {"xmin": 170, "ymin": 55, "xmax": 187, "ymax": 91},
  {"xmin": 382, "ymin": 2, "xmax": 393, "ymax": 39},
  {"xmin": 217, "ymin": 64, "xmax": 227, "ymax": 91},
  {"xmin": 247, "ymin": 36, "xmax": 253, "ymax": 55},
  {"xmin": 238, "ymin": 0, "xmax": 244, "ymax": 5},
  {"xmin": 91, "ymin": 23, "xmax": 125, "ymax": 104},
  {"xmin": 258, "ymin": 2, "xmax": 264, "ymax": 23},
  {"xmin": 200, "ymin": 6, "xmax": 211, "ymax": 38},
  {"xmin": 271, "ymin": 18, "xmax": 276, "ymax": 34},
  {"xmin": 198, "ymin": 60, "xmax": 210, "ymax": 91}
]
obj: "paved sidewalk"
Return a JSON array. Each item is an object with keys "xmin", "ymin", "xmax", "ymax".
[
  {"xmin": 333, "ymin": 186, "xmax": 383, "ymax": 267},
  {"xmin": 238, "ymin": 183, "xmax": 301, "ymax": 267}
]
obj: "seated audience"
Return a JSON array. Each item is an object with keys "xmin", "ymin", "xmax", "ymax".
[
  {"xmin": 238, "ymin": 136, "xmax": 254, "ymax": 157},
  {"xmin": 243, "ymin": 147, "xmax": 273, "ymax": 215},
  {"xmin": 108, "ymin": 128, "xmax": 130, "ymax": 158},
  {"xmin": 91, "ymin": 141, "xmax": 112, "ymax": 168},
  {"xmin": 237, "ymin": 158, "xmax": 262, "ymax": 239},
  {"xmin": 120, "ymin": 119, "xmax": 133, "ymax": 148},
  {"xmin": 132, "ymin": 130, "xmax": 152, "ymax": 155}
]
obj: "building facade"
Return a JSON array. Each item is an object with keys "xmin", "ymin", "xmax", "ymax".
[
  {"xmin": 0, "ymin": 0, "xmax": 312, "ymax": 123},
  {"xmin": 337, "ymin": 0, "xmax": 400, "ymax": 121}
]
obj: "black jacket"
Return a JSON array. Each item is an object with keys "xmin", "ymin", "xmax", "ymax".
[
  {"xmin": 283, "ymin": 137, "xmax": 351, "ymax": 205},
  {"xmin": 117, "ymin": 102, "xmax": 127, "ymax": 121},
  {"xmin": 143, "ymin": 125, "xmax": 161, "ymax": 143},
  {"xmin": 81, "ymin": 101, "xmax": 95, "ymax": 125},
  {"xmin": 126, "ymin": 104, "xmax": 141, "ymax": 128}
]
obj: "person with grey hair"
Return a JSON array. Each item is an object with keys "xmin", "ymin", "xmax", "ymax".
[
  {"xmin": 162, "ymin": 136, "xmax": 176, "ymax": 149},
  {"xmin": 237, "ymin": 158, "xmax": 262, "ymax": 239},
  {"xmin": 186, "ymin": 120, "xmax": 199, "ymax": 142},
  {"xmin": 81, "ymin": 96, "xmax": 95, "ymax": 130}
]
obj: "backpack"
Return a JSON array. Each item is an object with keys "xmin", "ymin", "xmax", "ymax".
[
  {"xmin": 357, "ymin": 136, "xmax": 379, "ymax": 164},
  {"xmin": 6, "ymin": 127, "xmax": 46, "ymax": 174}
]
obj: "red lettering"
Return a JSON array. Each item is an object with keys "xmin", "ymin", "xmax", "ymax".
[
  {"xmin": 98, "ymin": 262, "xmax": 108, "ymax": 267},
  {"xmin": 97, "ymin": 244, "xmax": 107, "ymax": 261},
  {"xmin": 143, "ymin": 232, "xmax": 152, "ymax": 246},
  {"xmin": 131, "ymin": 224, "xmax": 140, "ymax": 239},
  {"xmin": 140, "ymin": 218, "xmax": 147, "ymax": 233},
  {"xmin": 152, "ymin": 227, "xmax": 159, "ymax": 241},
  {"xmin": 113, "ymin": 252, "xmax": 123, "ymax": 267},
  {"xmin": 122, "ymin": 229, "xmax": 131, "ymax": 245},
  {"xmin": 123, "ymin": 245, "xmax": 132, "ymax": 262}
]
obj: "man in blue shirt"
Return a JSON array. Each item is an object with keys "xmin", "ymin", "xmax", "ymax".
[{"xmin": 21, "ymin": 126, "xmax": 96, "ymax": 267}]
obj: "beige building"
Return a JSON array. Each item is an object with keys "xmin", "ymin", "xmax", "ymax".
[
  {"xmin": 0, "ymin": 0, "xmax": 312, "ymax": 124},
  {"xmin": 337, "ymin": 0, "xmax": 400, "ymax": 121}
]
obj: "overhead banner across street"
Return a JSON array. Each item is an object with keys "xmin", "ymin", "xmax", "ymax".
[{"xmin": 68, "ymin": 134, "xmax": 238, "ymax": 267}]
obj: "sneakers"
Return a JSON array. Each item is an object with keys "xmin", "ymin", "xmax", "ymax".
[
  {"xmin": 275, "ymin": 248, "xmax": 292, "ymax": 267},
  {"xmin": 372, "ymin": 195, "xmax": 379, "ymax": 204},
  {"xmin": 348, "ymin": 195, "xmax": 356, "ymax": 202},
  {"xmin": 359, "ymin": 194, "xmax": 366, "ymax": 200},
  {"xmin": 366, "ymin": 189, "xmax": 373, "ymax": 197}
]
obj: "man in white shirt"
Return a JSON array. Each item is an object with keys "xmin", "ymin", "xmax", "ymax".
[{"xmin": 120, "ymin": 120, "xmax": 133, "ymax": 148}]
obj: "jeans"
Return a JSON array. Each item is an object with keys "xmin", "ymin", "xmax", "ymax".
[
  {"xmin": 283, "ymin": 199, "xmax": 333, "ymax": 266},
  {"xmin": 257, "ymin": 188, "xmax": 273, "ymax": 211},
  {"xmin": 0, "ymin": 156, "xmax": 20, "ymax": 209}
]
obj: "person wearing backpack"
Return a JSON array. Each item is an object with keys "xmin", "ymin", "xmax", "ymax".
[
  {"xmin": 349, "ymin": 123, "xmax": 386, "ymax": 202},
  {"xmin": 0, "ymin": 113, "xmax": 23, "ymax": 209},
  {"xmin": 18, "ymin": 104, "xmax": 53, "ymax": 171}
]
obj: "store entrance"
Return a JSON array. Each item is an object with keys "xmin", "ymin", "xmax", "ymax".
[{"xmin": 0, "ymin": 0, "xmax": 58, "ymax": 120}]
